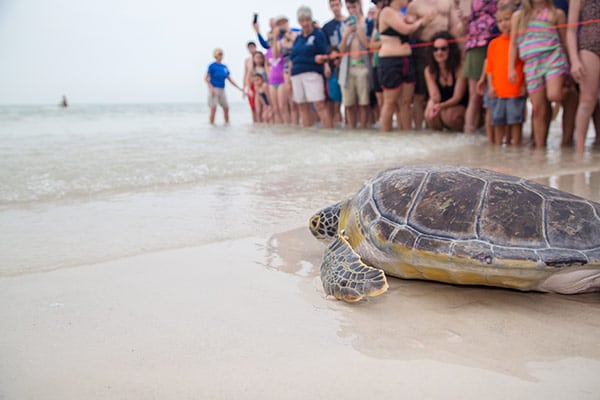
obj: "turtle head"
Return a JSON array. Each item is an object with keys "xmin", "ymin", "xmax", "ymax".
[{"xmin": 309, "ymin": 201, "xmax": 346, "ymax": 243}]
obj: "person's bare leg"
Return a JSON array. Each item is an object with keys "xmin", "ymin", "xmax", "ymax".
[
  {"xmin": 209, "ymin": 107, "xmax": 217, "ymax": 125},
  {"xmin": 381, "ymin": 88, "xmax": 400, "ymax": 132},
  {"xmin": 574, "ymin": 51, "xmax": 600, "ymax": 152},
  {"xmin": 464, "ymin": 79, "xmax": 482, "ymax": 133},
  {"xmin": 398, "ymin": 84, "xmax": 415, "ymax": 130},
  {"xmin": 268, "ymin": 86, "xmax": 282, "ymax": 124},
  {"xmin": 593, "ymin": 103, "xmax": 600, "ymax": 145},
  {"xmin": 359, "ymin": 105, "xmax": 369, "ymax": 129},
  {"xmin": 493, "ymin": 124, "xmax": 506, "ymax": 145},
  {"xmin": 510, "ymin": 123, "xmax": 522, "ymax": 145},
  {"xmin": 529, "ymin": 89, "xmax": 549, "ymax": 148},
  {"xmin": 298, "ymin": 103, "xmax": 313, "ymax": 127},
  {"xmin": 412, "ymin": 94, "xmax": 426, "ymax": 131},
  {"xmin": 314, "ymin": 100, "xmax": 333, "ymax": 128},
  {"xmin": 440, "ymin": 106, "xmax": 465, "ymax": 132},
  {"xmin": 346, "ymin": 105, "xmax": 357, "ymax": 128},
  {"xmin": 485, "ymin": 109, "xmax": 493, "ymax": 143},
  {"xmin": 560, "ymin": 88, "xmax": 577, "ymax": 146}
]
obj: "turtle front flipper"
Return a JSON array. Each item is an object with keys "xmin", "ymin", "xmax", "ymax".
[{"xmin": 321, "ymin": 233, "xmax": 389, "ymax": 302}]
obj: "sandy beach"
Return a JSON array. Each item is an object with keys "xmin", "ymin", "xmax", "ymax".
[
  {"xmin": 2, "ymin": 172, "xmax": 600, "ymax": 399},
  {"xmin": 1, "ymin": 105, "xmax": 600, "ymax": 399}
]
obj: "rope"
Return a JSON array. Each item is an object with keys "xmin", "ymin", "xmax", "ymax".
[{"xmin": 323, "ymin": 17, "xmax": 600, "ymax": 59}]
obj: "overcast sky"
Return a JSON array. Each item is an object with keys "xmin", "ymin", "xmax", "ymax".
[{"xmin": 0, "ymin": 0, "xmax": 370, "ymax": 105}]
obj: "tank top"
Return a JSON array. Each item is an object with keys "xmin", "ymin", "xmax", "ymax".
[{"xmin": 436, "ymin": 71, "xmax": 469, "ymax": 106}]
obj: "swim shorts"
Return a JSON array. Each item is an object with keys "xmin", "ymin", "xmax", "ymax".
[
  {"xmin": 378, "ymin": 56, "xmax": 415, "ymax": 90},
  {"xmin": 523, "ymin": 48, "xmax": 568, "ymax": 94},
  {"xmin": 371, "ymin": 66, "xmax": 382, "ymax": 93}
]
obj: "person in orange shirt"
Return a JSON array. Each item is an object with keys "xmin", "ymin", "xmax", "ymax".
[{"xmin": 486, "ymin": 3, "xmax": 526, "ymax": 145}]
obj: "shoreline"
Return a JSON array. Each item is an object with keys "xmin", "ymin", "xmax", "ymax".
[{"xmin": 2, "ymin": 104, "xmax": 600, "ymax": 398}]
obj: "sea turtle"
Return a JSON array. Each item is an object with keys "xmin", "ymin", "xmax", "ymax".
[{"xmin": 309, "ymin": 165, "xmax": 600, "ymax": 302}]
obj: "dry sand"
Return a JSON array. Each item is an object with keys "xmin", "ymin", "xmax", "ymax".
[{"xmin": 2, "ymin": 160, "xmax": 600, "ymax": 399}]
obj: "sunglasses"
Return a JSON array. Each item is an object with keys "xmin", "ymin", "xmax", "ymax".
[{"xmin": 433, "ymin": 46, "xmax": 449, "ymax": 52}]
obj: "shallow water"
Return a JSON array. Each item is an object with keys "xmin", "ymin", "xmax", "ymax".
[{"xmin": 1, "ymin": 103, "xmax": 599, "ymax": 275}]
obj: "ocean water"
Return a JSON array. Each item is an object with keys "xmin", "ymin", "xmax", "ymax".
[{"xmin": 1, "ymin": 103, "xmax": 599, "ymax": 275}]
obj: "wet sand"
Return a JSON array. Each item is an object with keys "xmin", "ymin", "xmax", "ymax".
[{"xmin": 2, "ymin": 139, "xmax": 600, "ymax": 398}]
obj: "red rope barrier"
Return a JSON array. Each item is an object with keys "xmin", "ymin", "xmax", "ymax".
[{"xmin": 322, "ymin": 17, "xmax": 600, "ymax": 59}]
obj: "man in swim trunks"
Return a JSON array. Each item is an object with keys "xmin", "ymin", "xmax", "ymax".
[
  {"xmin": 243, "ymin": 41, "xmax": 258, "ymax": 122},
  {"xmin": 407, "ymin": 0, "xmax": 465, "ymax": 130}
]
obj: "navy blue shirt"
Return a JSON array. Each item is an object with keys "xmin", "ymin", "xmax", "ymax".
[
  {"xmin": 207, "ymin": 62, "xmax": 230, "ymax": 88},
  {"xmin": 322, "ymin": 18, "xmax": 344, "ymax": 47},
  {"xmin": 290, "ymin": 29, "xmax": 328, "ymax": 76},
  {"xmin": 553, "ymin": 0, "xmax": 568, "ymax": 15}
]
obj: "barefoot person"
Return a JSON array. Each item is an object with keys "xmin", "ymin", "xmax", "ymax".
[
  {"xmin": 289, "ymin": 6, "xmax": 333, "ymax": 128},
  {"xmin": 567, "ymin": 0, "xmax": 600, "ymax": 152},
  {"xmin": 243, "ymin": 41, "xmax": 258, "ymax": 122},
  {"xmin": 205, "ymin": 48, "xmax": 244, "ymax": 125},
  {"xmin": 379, "ymin": 0, "xmax": 433, "ymax": 132},
  {"xmin": 407, "ymin": 0, "xmax": 465, "ymax": 130},
  {"xmin": 424, "ymin": 31, "xmax": 468, "ymax": 131}
]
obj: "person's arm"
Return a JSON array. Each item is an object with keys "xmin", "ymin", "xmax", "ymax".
[
  {"xmin": 355, "ymin": 17, "xmax": 370, "ymax": 49},
  {"xmin": 273, "ymin": 35, "xmax": 282, "ymax": 59},
  {"xmin": 227, "ymin": 76, "xmax": 244, "ymax": 92},
  {"xmin": 324, "ymin": 62, "xmax": 332, "ymax": 79},
  {"xmin": 424, "ymin": 65, "xmax": 441, "ymax": 119},
  {"xmin": 476, "ymin": 58, "xmax": 487, "ymax": 96},
  {"xmin": 486, "ymin": 71, "xmax": 497, "ymax": 98},
  {"xmin": 555, "ymin": 9, "xmax": 567, "ymax": 53},
  {"xmin": 566, "ymin": 0, "xmax": 583, "ymax": 82},
  {"xmin": 243, "ymin": 59, "xmax": 251, "ymax": 94},
  {"xmin": 205, "ymin": 72, "xmax": 215, "ymax": 96},
  {"xmin": 340, "ymin": 24, "xmax": 351, "ymax": 54},
  {"xmin": 381, "ymin": 7, "xmax": 432, "ymax": 36},
  {"xmin": 508, "ymin": 11, "xmax": 520, "ymax": 83},
  {"xmin": 369, "ymin": 29, "xmax": 381, "ymax": 51},
  {"xmin": 449, "ymin": 0, "xmax": 466, "ymax": 49},
  {"xmin": 424, "ymin": 66, "xmax": 441, "ymax": 104},
  {"xmin": 253, "ymin": 22, "xmax": 271, "ymax": 49},
  {"xmin": 257, "ymin": 32, "xmax": 270, "ymax": 50},
  {"xmin": 314, "ymin": 31, "xmax": 330, "ymax": 64}
]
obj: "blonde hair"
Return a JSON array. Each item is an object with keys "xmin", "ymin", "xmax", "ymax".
[
  {"xmin": 213, "ymin": 48, "xmax": 223, "ymax": 59},
  {"xmin": 517, "ymin": 0, "xmax": 556, "ymax": 31}
]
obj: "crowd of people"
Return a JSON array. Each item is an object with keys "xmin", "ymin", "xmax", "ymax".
[{"xmin": 205, "ymin": 0, "xmax": 600, "ymax": 152}]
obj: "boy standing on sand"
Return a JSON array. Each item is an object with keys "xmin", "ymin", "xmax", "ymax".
[{"xmin": 485, "ymin": 3, "xmax": 526, "ymax": 145}]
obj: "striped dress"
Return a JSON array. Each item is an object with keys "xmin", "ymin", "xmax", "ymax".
[{"xmin": 516, "ymin": 7, "xmax": 568, "ymax": 93}]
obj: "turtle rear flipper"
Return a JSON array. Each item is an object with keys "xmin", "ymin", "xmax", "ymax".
[{"xmin": 321, "ymin": 234, "xmax": 388, "ymax": 302}]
